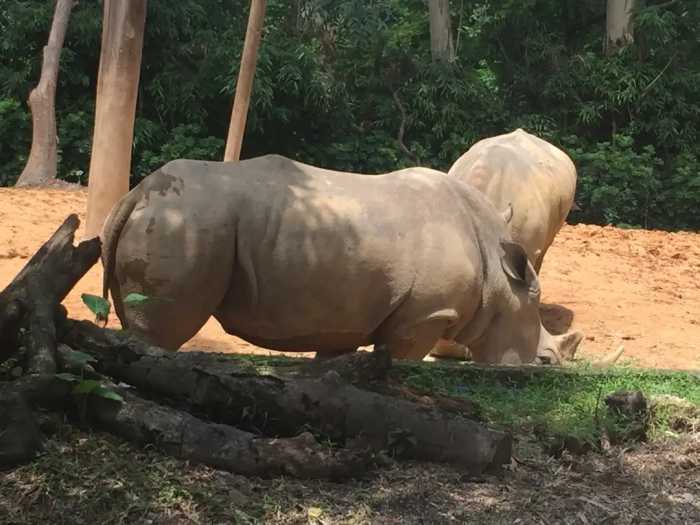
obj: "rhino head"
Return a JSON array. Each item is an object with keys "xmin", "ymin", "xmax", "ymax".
[{"xmin": 465, "ymin": 240, "xmax": 582, "ymax": 365}]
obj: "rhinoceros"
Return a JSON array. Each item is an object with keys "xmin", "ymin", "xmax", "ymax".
[
  {"xmin": 448, "ymin": 129, "xmax": 577, "ymax": 273},
  {"xmin": 100, "ymin": 154, "xmax": 582, "ymax": 364}
]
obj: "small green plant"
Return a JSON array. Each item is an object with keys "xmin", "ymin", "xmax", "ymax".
[
  {"xmin": 81, "ymin": 293, "xmax": 110, "ymax": 324},
  {"xmin": 81, "ymin": 292, "xmax": 156, "ymax": 326},
  {"xmin": 55, "ymin": 347, "xmax": 124, "ymax": 422},
  {"xmin": 123, "ymin": 292, "xmax": 152, "ymax": 306}
]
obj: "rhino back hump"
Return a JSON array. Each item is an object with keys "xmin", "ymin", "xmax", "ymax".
[
  {"xmin": 192, "ymin": 156, "xmax": 490, "ymax": 347},
  {"xmin": 448, "ymin": 130, "xmax": 576, "ymax": 260}
]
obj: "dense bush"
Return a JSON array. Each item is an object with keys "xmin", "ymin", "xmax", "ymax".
[{"xmin": 1, "ymin": 0, "xmax": 699, "ymax": 229}]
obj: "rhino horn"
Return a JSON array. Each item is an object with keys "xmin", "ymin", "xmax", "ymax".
[{"xmin": 592, "ymin": 345, "xmax": 625, "ymax": 369}]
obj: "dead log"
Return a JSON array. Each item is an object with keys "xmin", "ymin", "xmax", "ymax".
[
  {"xmin": 0, "ymin": 214, "xmax": 101, "ymax": 373},
  {"xmin": 63, "ymin": 321, "xmax": 512, "ymax": 473},
  {"xmin": 0, "ymin": 374, "xmax": 73, "ymax": 466},
  {"xmin": 0, "ymin": 215, "xmax": 99, "ymax": 465},
  {"xmin": 0, "ymin": 381, "xmax": 44, "ymax": 466},
  {"xmin": 86, "ymin": 382, "xmax": 373, "ymax": 479}
]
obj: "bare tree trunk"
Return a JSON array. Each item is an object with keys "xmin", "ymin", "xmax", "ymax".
[
  {"xmin": 428, "ymin": 0, "xmax": 454, "ymax": 63},
  {"xmin": 224, "ymin": 0, "xmax": 267, "ymax": 162},
  {"xmin": 15, "ymin": 0, "xmax": 75, "ymax": 187},
  {"xmin": 84, "ymin": 0, "xmax": 147, "ymax": 240},
  {"xmin": 605, "ymin": 0, "xmax": 637, "ymax": 56}
]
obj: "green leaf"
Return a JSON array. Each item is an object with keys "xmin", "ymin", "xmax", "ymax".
[
  {"xmin": 62, "ymin": 349, "xmax": 96, "ymax": 369},
  {"xmin": 55, "ymin": 372, "xmax": 80, "ymax": 382},
  {"xmin": 307, "ymin": 507, "xmax": 323, "ymax": 520},
  {"xmin": 72, "ymin": 379, "xmax": 101, "ymax": 395},
  {"xmin": 93, "ymin": 386, "xmax": 124, "ymax": 403},
  {"xmin": 124, "ymin": 293, "xmax": 151, "ymax": 307},
  {"xmin": 81, "ymin": 294, "xmax": 110, "ymax": 320}
]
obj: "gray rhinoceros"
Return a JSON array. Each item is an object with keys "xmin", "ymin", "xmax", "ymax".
[
  {"xmin": 100, "ymin": 154, "xmax": 581, "ymax": 364},
  {"xmin": 448, "ymin": 129, "xmax": 577, "ymax": 273}
]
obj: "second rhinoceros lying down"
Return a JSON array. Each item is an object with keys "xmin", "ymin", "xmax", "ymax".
[{"xmin": 101, "ymin": 154, "xmax": 582, "ymax": 364}]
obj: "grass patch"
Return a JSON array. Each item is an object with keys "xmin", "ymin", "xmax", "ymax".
[
  {"xmin": 393, "ymin": 361, "xmax": 700, "ymax": 443},
  {"xmin": 0, "ymin": 425, "xmax": 264, "ymax": 524},
  {"xmin": 203, "ymin": 352, "xmax": 700, "ymax": 446}
]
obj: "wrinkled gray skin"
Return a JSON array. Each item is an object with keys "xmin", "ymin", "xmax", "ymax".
[
  {"xmin": 448, "ymin": 129, "xmax": 577, "ymax": 273},
  {"xmin": 101, "ymin": 154, "xmax": 581, "ymax": 364}
]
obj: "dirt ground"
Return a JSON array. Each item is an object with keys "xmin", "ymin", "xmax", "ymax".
[
  {"xmin": 1, "ymin": 423, "xmax": 699, "ymax": 524},
  {"xmin": 1, "ymin": 187, "xmax": 699, "ymax": 369}
]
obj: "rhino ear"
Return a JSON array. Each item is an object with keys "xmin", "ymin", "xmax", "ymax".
[
  {"xmin": 500, "ymin": 203, "xmax": 513, "ymax": 224},
  {"xmin": 500, "ymin": 240, "xmax": 539, "ymax": 293}
]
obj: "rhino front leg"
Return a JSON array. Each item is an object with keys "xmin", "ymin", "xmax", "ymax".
[
  {"xmin": 381, "ymin": 314, "xmax": 455, "ymax": 361},
  {"xmin": 429, "ymin": 339, "xmax": 470, "ymax": 360}
]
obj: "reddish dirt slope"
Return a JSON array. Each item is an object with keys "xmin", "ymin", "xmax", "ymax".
[{"xmin": 1, "ymin": 187, "xmax": 698, "ymax": 369}]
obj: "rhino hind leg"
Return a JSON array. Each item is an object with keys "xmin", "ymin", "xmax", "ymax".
[
  {"xmin": 429, "ymin": 339, "xmax": 470, "ymax": 360},
  {"xmin": 122, "ymin": 302, "xmax": 212, "ymax": 351},
  {"xmin": 115, "ymin": 259, "xmax": 233, "ymax": 351}
]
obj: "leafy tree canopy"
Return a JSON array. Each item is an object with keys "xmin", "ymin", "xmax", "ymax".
[{"xmin": 1, "ymin": 0, "xmax": 699, "ymax": 229}]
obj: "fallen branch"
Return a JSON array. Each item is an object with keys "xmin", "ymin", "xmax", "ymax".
[
  {"xmin": 63, "ymin": 321, "xmax": 512, "ymax": 472},
  {"xmin": 87, "ymin": 382, "xmax": 373, "ymax": 479}
]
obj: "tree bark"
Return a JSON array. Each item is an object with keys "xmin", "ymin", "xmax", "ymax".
[
  {"xmin": 84, "ymin": 0, "xmax": 147, "ymax": 240},
  {"xmin": 224, "ymin": 0, "xmax": 267, "ymax": 162},
  {"xmin": 62, "ymin": 322, "xmax": 512, "ymax": 473},
  {"xmin": 15, "ymin": 0, "xmax": 76, "ymax": 187},
  {"xmin": 0, "ymin": 216, "xmax": 100, "ymax": 467},
  {"xmin": 0, "ymin": 215, "xmax": 101, "ymax": 372},
  {"xmin": 392, "ymin": 90, "xmax": 420, "ymax": 165},
  {"xmin": 87, "ymin": 382, "xmax": 374, "ymax": 479},
  {"xmin": 428, "ymin": 0, "xmax": 454, "ymax": 63},
  {"xmin": 605, "ymin": 0, "xmax": 637, "ymax": 56}
]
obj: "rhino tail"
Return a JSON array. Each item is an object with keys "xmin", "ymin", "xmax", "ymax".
[{"xmin": 101, "ymin": 189, "xmax": 139, "ymax": 325}]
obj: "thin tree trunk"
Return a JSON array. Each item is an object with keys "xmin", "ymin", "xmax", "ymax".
[
  {"xmin": 84, "ymin": 0, "xmax": 147, "ymax": 240},
  {"xmin": 224, "ymin": 0, "xmax": 266, "ymax": 162},
  {"xmin": 428, "ymin": 0, "xmax": 454, "ymax": 63},
  {"xmin": 15, "ymin": 0, "xmax": 75, "ymax": 187},
  {"xmin": 605, "ymin": 0, "xmax": 637, "ymax": 56}
]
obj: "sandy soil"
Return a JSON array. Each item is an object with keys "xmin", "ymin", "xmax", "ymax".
[{"xmin": 1, "ymin": 187, "xmax": 698, "ymax": 369}]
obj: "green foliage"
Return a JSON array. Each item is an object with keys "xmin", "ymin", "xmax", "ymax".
[
  {"xmin": 1, "ymin": 0, "xmax": 699, "ymax": 228},
  {"xmin": 81, "ymin": 293, "xmax": 110, "ymax": 322},
  {"xmin": 123, "ymin": 292, "xmax": 151, "ymax": 307},
  {"xmin": 396, "ymin": 361, "xmax": 700, "ymax": 444},
  {"xmin": 566, "ymin": 134, "xmax": 663, "ymax": 227},
  {"xmin": 60, "ymin": 349, "xmax": 97, "ymax": 370},
  {"xmin": 136, "ymin": 124, "xmax": 224, "ymax": 181},
  {"xmin": 56, "ymin": 373, "xmax": 125, "ymax": 403},
  {"xmin": 0, "ymin": 98, "xmax": 30, "ymax": 185},
  {"xmin": 72, "ymin": 379, "xmax": 124, "ymax": 403}
]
